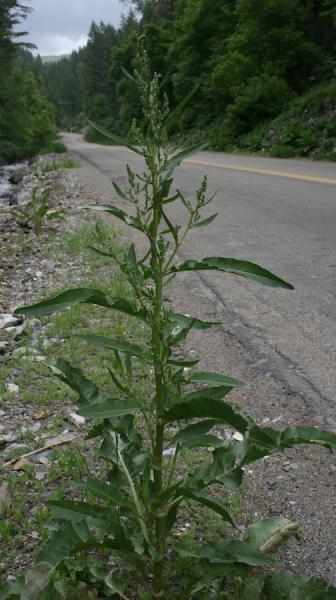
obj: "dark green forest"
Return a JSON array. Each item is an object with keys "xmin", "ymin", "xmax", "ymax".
[
  {"xmin": 1, "ymin": 0, "xmax": 336, "ymax": 162},
  {"xmin": 0, "ymin": 1, "xmax": 56, "ymax": 162}
]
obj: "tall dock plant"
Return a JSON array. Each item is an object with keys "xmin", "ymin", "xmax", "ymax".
[{"xmin": 12, "ymin": 44, "xmax": 336, "ymax": 600}]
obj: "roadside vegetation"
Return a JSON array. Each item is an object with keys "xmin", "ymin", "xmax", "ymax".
[
  {"xmin": 0, "ymin": 2, "xmax": 57, "ymax": 163},
  {"xmin": 2, "ymin": 45, "xmax": 336, "ymax": 600}
]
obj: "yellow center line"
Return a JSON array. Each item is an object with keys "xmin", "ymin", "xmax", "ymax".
[
  {"xmin": 108, "ymin": 146, "xmax": 336, "ymax": 186},
  {"xmin": 185, "ymin": 158, "xmax": 336, "ymax": 186}
]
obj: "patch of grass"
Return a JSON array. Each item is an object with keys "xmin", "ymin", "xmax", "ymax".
[
  {"xmin": 39, "ymin": 141, "xmax": 67, "ymax": 155},
  {"xmin": 41, "ymin": 159, "xmax": 79, "ymax": 173}
]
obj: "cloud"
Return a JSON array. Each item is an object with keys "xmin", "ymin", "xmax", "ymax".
[{"xmin": 21, "ymin": 0, "xmax": 128, "ymax": 55}]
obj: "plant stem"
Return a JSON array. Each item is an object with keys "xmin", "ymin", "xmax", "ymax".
[{"xmin": 150, "ymin": 169, "xmax": 166, "ymax": 600}]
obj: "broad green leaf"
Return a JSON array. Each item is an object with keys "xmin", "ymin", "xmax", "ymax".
[
  {"xmin": 78, "ymin": 399, "xmax": 140, "ymax": 420},
  {"xmin": 36, "ymin": 522, "xmax": 88, "ymax": 567},
  {"xmin": 48, "ymin": 500, "xmax": 110, "ymax": 523},
  {"xmin": 239, "ymin": 571, "xmax": 336, "ymax": 600},
  {"xmin": 178, "ymin": 434, "xmax": 225, "ymax": 451},
  {"xmin": 84, "ymin": 204, "xmax": 144, "ymax": 233},
  {"xmin": 15, "ymin": 288, "xmax": 146, "ymax": 320},
  {"xmin": 163, "ymin": 141, "xmax": 209, "ymax": 172},
  {"xmin": 164, "ymin": 398, "xmax": 252, "ymax": 433},
  {"xmin": 245, "ymin": 517, "xmax": 298, "ymax": 554},
  {"xmin": 171, "ymin": 257, "xmax": 294, "ymax": 289},
  {"xmin": 0, "ymin": 578, "xmax": 24, "ymax": 600},
  {"xmin": 281, "ymin": 426, "xmax": 336, "ymax": 450},
  {"xmin": 77, "ymin": 478, "xmax": 130, "ymax": 508},
  {"xmin": 189, "ymin": 371, "xmax": 247, "ymax": 388},
  {"xmin": 193, "ymin": 213, "xmax": 218, "ymax": 228},
  {"xmin": 180, "ymin": 489, "xmax": 238, "ymax": 528},
  {"xmin": 50, "ymin": 359, "xmax": 105, "ymax": 406},
  {"xmin": 88, "ymin": 120, "xmax": 140, "ymax": 154},
  {"xmin": 112, "ymin": 180, "xmax": 129, "ymax": 202},
  {"xmin": 183, "ymin": 385, "xmax": 235, "ymax": 402},
  {"xmin": 177, "ymin": 539, "xmax": 274, "ymax": 566},
  {"xmin": 172, "ymin": 420, "xmax": 218, "ymax": 445},
  {"xmin": 76, "ymin": 334, "xmax": 151, "ymax": 360},
  {"xmin": 104, "ymin": 572, "xmax": 128, "ymax": 597},
  {"xmin": 21, "ymin": 563, "xmax": 55, "ymax": 600}
]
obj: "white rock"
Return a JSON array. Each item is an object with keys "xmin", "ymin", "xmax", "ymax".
[
  {"xmin": 5, "ymin": 383, "xmax": 19, "ymax": 394},
  {"xmin": 0, "ymin": 341, "xmax": 9, "ymax": 352},
  {"xmin": 68, "ymin": 412, "xmax": 86, "ymax": 427},
  {"xmin": 0, "ymin": 410, "xmax": 5, "ymax": 417},
  {"xmin": 232, "ymin": 432, "xmax": 244, "ymax": 442},
  {"xmin": 163, "ymin": 447, "xmax": 175, "ymax": 457},
  {"xmin": 0, "ymin": 314, "xmax": 20, "ymax": 330}
]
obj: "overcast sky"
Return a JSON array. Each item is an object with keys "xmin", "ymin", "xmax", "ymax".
[{"xmin": 22, "ymin": 0, "xmax": 130, "ymax": 56}]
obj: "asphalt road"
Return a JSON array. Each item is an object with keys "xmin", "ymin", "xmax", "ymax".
[{"xmin": 62, "ymin": 132, "xmax": 336, "ymax": 427}]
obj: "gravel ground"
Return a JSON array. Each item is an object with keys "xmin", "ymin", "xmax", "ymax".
[{"xmin": 1, "ymin": 154, "xmax": 335, "ymax": 588}]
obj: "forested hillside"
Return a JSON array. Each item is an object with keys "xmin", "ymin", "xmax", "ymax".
[
  {"xmin": 37, "ymin": 0, "xmax": 336, "ymax": 159},
  {"xmin": 0, "ymin": 1, "xmax": 56, "ymax": 163}
]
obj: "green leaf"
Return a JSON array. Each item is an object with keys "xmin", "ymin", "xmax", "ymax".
[
  {"xmin": 50, "ymin": 359, "xmax": 105, "ymax": 406},
  {"xmin": 112, "ymin": 180, "xmax": 129, "ymax": 202},
  {"xmin": 168, "ymin": 358, "xmax": 199, "ymax": 367},
  {"xmin": 281, "ymin": 426, "xmax": 336, "ymax": 450},
  {"xmin": 77, "ymin": 478, "xmax": 130, "ymax": 508},
  {"xmin": 172, "ymin": 419, "xmax": 218, "ymax": 444},
  {"xmin": 78, "ymin": 399, "xmax": 140, "ymax": 420},
  {"xmin": 48, "ymin": 500, "xmax": 110, "ymax": 523},
  {"xmin": 183, "ymin": 385, "xmax": 235, "ymax": 402},
  {"xmin": 193, "ymin": 213, "xmax": 218, "ymax": 228},
  {"xmin": 171, "ymin": 257, "xmax": 294, "ymax": 289},
  {"xmin": 15, "ymin": 288, "xmax": 146, "ymax": 320},
  {"xmin": 104, "ymin": 571, "xmax": 128, "ymax": 598},
  {"xmin": 245, "ymin": 517, "xmax": 298, "ymax": 554},
  {"xmin": 77, "ymin": 335, "xmax": 151, "ymax": 360},
  {"xmin": 84, "ymin": 204, "xmax": 144, "ymax": 233},
  {"xmin": 163, "ymin": 141, "xmax": 209, "ymax": 173},
  {"xmin": 21, "ymin": 563, "xmax": 55, "ymax": 600},
  {"xmin": 164, "ymin": 398, "xmax": 252, "ymax": 433},
  {"xmin": 241, "ymin": 571, "xmax": 336, "ymax": 600},
  {"xmin": 169, "ymin": 312, "xmax": 220, "ymax": 331},
  {"xmin": 177, "ymin": 539, "xmax": 274, "ymax": 566},
  {"xmin": 88, "ymin": 120, "xmax": 140, "ymax": 154},
  {"xmin": 180, "ymin": 489, "xmax": 238, "ymax": 528},
  {"xmin": 189, "ymin": 371, "xmax": 247, "ymax": 388}
]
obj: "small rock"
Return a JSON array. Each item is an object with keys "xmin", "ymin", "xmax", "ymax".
[
  {"xmin": 0, "ymin": 482, "xmax": 12, "ymax": 514},
  {"xmin": 232, "ymin": 432, "xmax": 244, "ymax": 442},
  {"xmin": 13, "ymin": 458, "xmax": 29, "ymax": 471},
  {"xmin": 5, "ymin": 382, "xmax": 19, "ymax": 394},
  {"xmin": 35, "ymin": 470, "xmax": 47, "ymax": 480},
  {"xmin": 37, "ymin": 455, "xmax": 50, "ymax": 465},
  {"xmin": 0, "ymin": 434, "xmax": 17, "ymax": 445},
  {"xmin": 35, "ymin": 270, "xmax": 43, "ymax": 279},
  {"xmin": 33, "ymin": 411, "xmax": 47, "ymax": 421},
  {"xmin": 31, "ymin": 421, "xmax": 42, "ymax": 433},
  {"xmin": 0, "ymin": 341, "xmax": 9, "ymax": 353},
  {"xmin": 9, "ymin": 168, "xmax": 28, "ymax": 184},
  {"xmin": 0, "ymin": 314, "xmax": 20, "ymax": 330},
  {"xmin": 0, "ymin": 410, "xmax": 6, "ymax": 417},
  {"xmin": 3, "ymin": 443, "xmax": 28, "ymax": 455},
  {"xmin": 68, "ymin": 412, "xmax": 86, "ymax": 428},
  {"xmin": 6, "ymin": 576, "xmax": 16, "ymax": 583},
  {"xmin": 12, "ymin": 347, "xmax": 40, "ymax": 358},
  {"xmin": 329, "ymin": 465, "xmax": 336, "ymax": 474},
  {"xmin": 26, "ymin": 318, "xmax": 42, "ymax": 332},
  {"xmin": 163, "ymin": 447, "xmax": 175, "ymax": 457}
]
